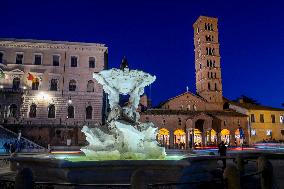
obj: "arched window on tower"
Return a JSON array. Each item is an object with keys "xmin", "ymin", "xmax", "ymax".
[
  {"xmin": 12, "ymin": 77, "xmax": 20, "ymax": 90},
  {"xmin": 208, "ymin": 83, "xmax": 211, "ymax": 90},
  {"xmin": 29, "ymin": 103, "xmax": 37, "ymax": 118},
  {"xmin": 87, "ymin": 80, "xmax": 94, "ymax": 92},
  {"xmin": 48, "ymin": 104, "xmax": 55, "ymax": 118},
  {"xmin": 86, "ymin": 106, "xmax": 93, "ymax": 119},
  {"xmin": 215, "ymin": 83, "xmax": 218, "ymax": 91},
  {"xmin": 68, "ymin": 105, "xmax": 75, "ymax": 118},
  {"xmin": 69, "ymin": 80, "xmax": 76, "ymax": 91}
]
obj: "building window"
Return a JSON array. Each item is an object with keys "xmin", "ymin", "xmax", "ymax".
[
  {"xmin": 178, "ymin": 118, "xmax": 181, "ymax": 126},
  {"xmin": 89, "ymin": 57, "xmax": 96, "ymax": 68},
  {"xmin": 29, "ymin": 104, "xmax": 37, "ymax": 118},
  {"xmin": 0, "ymin": 52, "xmax": 3, "ymax": 63},
  {"xmin": 67, "ymin": 105, "xmax": 75, "ymax": 118},
  {"xmin": 87, "ymin": 80, "xmax": 94, "ymax": 92},
  {"xmin": 215, "ymin": 83, "xmax": 217, "ymax": 91},
  {"xmin": 16, "ymin": 53, "xmax": 23, "ymax": 64},
  {"xmin": 48, "ymin": 104, "xmax": 55, "ymax": 118},
  {"xmin": 50, "ymin": 79, "xmax": 58, "ymax": 91},
  {"xmin": 193, "ymin": 104, "xmax": 197, "ymax": 111},
  {"xmin": 53, "ymin": 55, "xmax": 60, "ymax": 66},
  {"xmin": 146, "ymin": 117, "xmax": 149, "ymax": 122},
  {"xmin": 34, "ymin": 54, "xmax": 42, "ymax": 65},
  {"xmin": 271, "ymin": 114, "xmax": 276, "ymax": 123},
  {"xmin": 208, "ymin": 83, "xmax": 211, "ymax": 90},
  {"xmin": 251, "ymin": 129, "xmax": 256, "ymax": 136},
  {"xmin": 32, "ymin": 78, "xmax": 39, "ymax": 90},
  {"xmin": 86, "ymin": 106, "xmax": 93, "ymax": 119},
  {"xmin": 250, "ymin": 114, "xmax": 255, "ymax": 122},
  {"xmin": 260, "ymin": 114, "xmax": 264, "ymax": 123},
  {"xmin": 69, "ymin": 80, "xmax": 76, "ymax": 91},
  {"xmin": 187, "ymin": 105, "xmax": 191, "ymax": 110},
  {"xmin": 12, "ymin": 77, "xmax": 20, "ymax": 90},
  {"xmin": 9, "ymin": 104, "xmax": 17, "ymax": 117},
  {"xmin": 266, "ymin": 130, "xmax": 272, "ymax": 136},
  {"xmin": 163, "ymin": 119, "xmax": 166, "ymax": 125},
  {"xmin": 280, "ymin": 115, "xmax": 284, "ymax": 124},
  {"xmin": 71, "ymin": 56, "xmax": 78, "ymax": 67}
]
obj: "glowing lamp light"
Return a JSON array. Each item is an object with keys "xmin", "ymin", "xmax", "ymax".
[
  {"xmin": 22, "ymin": 86, "xmax": 27, "ymax": 90},
  {"xmin": 0, "ymin": 85, "xmax": 3, "ymax": 89},
  {"xmin": 37, "ymin": 92, "xmax": 50, "ymax": 101},
  {"xmin": 68, "ymin": 99, "xmax": 72, "ymax": 104}
]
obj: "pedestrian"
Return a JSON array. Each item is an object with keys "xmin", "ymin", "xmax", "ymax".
[{"xmin": 218, "ymin": 141, "xmax": 227, "ymax": 169}]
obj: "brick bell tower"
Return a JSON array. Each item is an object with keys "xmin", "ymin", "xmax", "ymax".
[{"xmin": 193, "ymin": 16, "xmax": 223, "ymax": 110}]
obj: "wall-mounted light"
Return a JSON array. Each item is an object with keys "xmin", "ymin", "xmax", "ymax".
[
  {"xmin": 22, "ymin": 86, "xmax": 27, "ymax": 90},
  {"xmin": 68, "ymin": 96, "xmax": 72, "ymax": 104},
  {"xmin": 0, "ymin": 85, "xmax": 3, "ymax": 89},
  {"xmin": 36, "ymin": 91, "xmax": 50, "ymax": 101}
]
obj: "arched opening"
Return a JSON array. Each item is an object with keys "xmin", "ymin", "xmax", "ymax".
[
  {"xmin": 9, "ymin": 104, "xmax": 17, "ymax": 117},
  {"xmin": 234, "ymin": 129, "xmax": 240, "ymax": 146},
  {"xmin": 12, "ymin": 77, "xmax": 20, "ymax": 90},
  {"xmin": 194, "ymin": 119, "xmax": 204, "ymax": 147},
  {"xmin": 29, "ymin": 103, "xmax": 37, "ymax": 118},
  {"xmin": 206, "ymin": 129, "xmax": 217, "ymax": 146},
  {"xmin": 87, "ymin": 80, "xmax": 94, "ymax": 92},
  {"xmin": 223, "ymin": 102, "xmax": 230, "ymax": 110},
  {"xmin": 86, "ymin": 106, "xmax": 93, "ymax": 119},
  {"xmin": 69, "ymin": 80, "xmax": 76, "ymax": 91},
  {"xmin": 174, "ymin": 129, "xmax": 186, "ymax": 149},
  {"xmin": 221, "ymin": 129, "xmax": 230, "ymax": 145},
  {"xmin": 32, "ymin": 78, "xmax": 39, "ymax": 90},
  {"xmin": 68, "ymin": 106, "xmax": 75, "ymax": 119},
  {"xmin": 157, "ymin": 128, "xmax": 170, "ymax": 148},
  {"xmin": 48, "ymin": 104, "xmax": 55, "ymax": 118}
]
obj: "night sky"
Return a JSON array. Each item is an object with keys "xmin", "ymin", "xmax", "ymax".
[{"xmin": 1, "ymin": 0, "xmax": 283, "ymax": 108}]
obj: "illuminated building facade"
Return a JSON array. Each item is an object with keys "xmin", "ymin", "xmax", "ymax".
[
  {"xmin": 140, "ymin": 16, "xmax": 249, "ymax": 149},
  {"xmin": 228, "ymin": 100, "xmax": 284, "ymax": 143},
  {"xmin": 0, "ymin": 38, "xmax": 108, "ymax": 146}
]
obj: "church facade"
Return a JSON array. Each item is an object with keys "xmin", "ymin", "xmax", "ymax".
[{"xmin": 140, "ymin": 16, "xmax": 249, "ymax": 149}]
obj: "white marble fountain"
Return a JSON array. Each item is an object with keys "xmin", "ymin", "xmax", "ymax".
[
  {"xmin": 10, "ymin": 58, "xmax": 189, "ymax": 185},
  {"xmin": 81, "ymin": 57, "xmax": 166, "ymax": 160}
]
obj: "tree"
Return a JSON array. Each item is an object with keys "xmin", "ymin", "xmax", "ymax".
[{"xmin": 234, "ymin": 95, "xmax": 260, "ymax": 105}]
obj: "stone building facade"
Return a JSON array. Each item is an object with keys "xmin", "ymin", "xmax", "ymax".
[
  {"xmin": 227, "ymin": 100, "xmax": 284, "ymax": 143},
  {"xmin": 0, "ymin": 38, "xmax": 108, "ymax": 146},
  {"xmin": 140, "ymin": 16, "xmax": 249, "ymax": 149}
]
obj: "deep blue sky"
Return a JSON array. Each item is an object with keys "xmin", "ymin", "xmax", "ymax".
[{"xmin": 1, "ymin": 0, "xmax": 283, "ymax": 107}]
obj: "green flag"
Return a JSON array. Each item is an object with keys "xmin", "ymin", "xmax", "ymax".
[{"xmin": 0, "ymin": 69, "xmax": 4, "ymax": 79}]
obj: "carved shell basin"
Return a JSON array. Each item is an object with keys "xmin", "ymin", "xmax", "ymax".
[{"xmin": 93, "ymin": 68, "xmax": 156, "ymax": 95}]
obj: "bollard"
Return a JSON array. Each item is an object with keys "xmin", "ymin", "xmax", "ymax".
[
  {"xmin": 131, "ymin": 169, "xmax": 147, "ymax": 189},
  {"xmin": 9, "ymin": 153, "xmax": 17, "ymax": 171},
  {"xmin": 223, "ymin": 164, "xmax": 241, "ymax": 189},
  {"xmin": 257, "ymin": 156, "xmax": 274, "ymax": 189},
  {"xmin": 235, "ymin": 157, "xmax": 245, "ymax": 175},
  {"xmin": 14, "ymin": 168, "xmax": 34, "ymax": 189}
]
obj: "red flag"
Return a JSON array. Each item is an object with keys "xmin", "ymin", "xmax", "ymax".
[{"xmin": 27, "ymin": 73, "xmax": 34, "ymax": 81}]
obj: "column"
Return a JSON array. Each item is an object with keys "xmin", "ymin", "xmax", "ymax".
[{"xmin": 169, "ymin": 130, "xmax": 174, "ymax": 149}]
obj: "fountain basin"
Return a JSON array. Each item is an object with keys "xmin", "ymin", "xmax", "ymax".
[{"xmin": 11, "ymin": 155, "xmax": 190, "ymax": 184}]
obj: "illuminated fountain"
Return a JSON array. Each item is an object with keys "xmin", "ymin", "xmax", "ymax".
[
  {"xmin": 10, "ymin": 58, "xmax": 190, "ymax": 185},
  {"xmin": 81, "ymin": 57, "xmax": 166, "ymax": 160}
]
